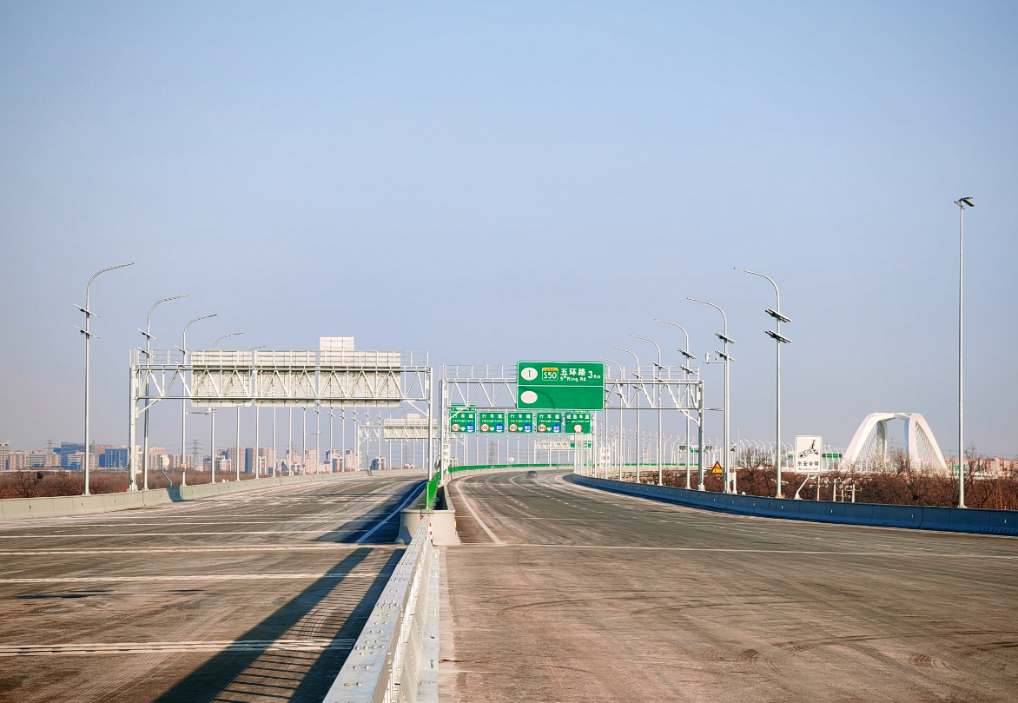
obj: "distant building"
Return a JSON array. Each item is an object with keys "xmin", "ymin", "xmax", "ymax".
[
  {"xmin": 28, "ymin": 451, "xmax": 59, "ymax": 468},
  {"xmin": 59, "ymin": 442, "xmax": 85, "ymax": 470},
  {"xmin": 0, "ymin": 442, "xmax": 9, "ymax": 471},
  {"xmin": 8, "ymin": 450, "xmax": 28, "ymax": 471},
  {"xmin": 370, "ymin": 457, "xmax": 386, "ymax": 470},
  {"xmin": 101, "ymin": 447, "xmax": 130, "ymax": 468}
]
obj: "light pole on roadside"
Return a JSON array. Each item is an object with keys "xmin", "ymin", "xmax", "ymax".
[
  {"xmin": 599, "ymin": 357, "xmax": 625, "ymax": 481},
  {"xmin": 77, "ymin": 263, "xmax": 133, "ymax": 496},
  {"xmin": 955, "ymin": 196, "xmax": 974, "ymax": 508},
  {"xmin": 138, "ymin": 295, "xmax": 187, "ymax": 491},
  {"xmin": 209, "ymin": 333, "xmax": 243, "ymax": 481},
  {"xmin": 180, "ymin": 315, "xmax": 216, "ymax": 481},
  {"xmin": 688, "ymin": 298, "xmax": 735, "ymax": 493},
  {"xmin": 735, "ymin": 268, "xmax": 791, "ymax": 498},
  {"xmin": 612, "ymin": 347, "xmax": 642, "ymax": 483},
  {"xmin": 655, "ymin": 320, "xmax": 698, "ymax": 489},
  {"xmin": 632, "ymin": 335, "xmax": 664, "ymax": 486}
]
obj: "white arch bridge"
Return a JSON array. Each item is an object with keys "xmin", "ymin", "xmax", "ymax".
[{"xmin": 843, "ymin": 412, "xmax": 948, "ymax": 472}]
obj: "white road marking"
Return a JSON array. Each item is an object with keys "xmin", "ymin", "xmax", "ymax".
[
  {"xmin": 456, "ymin": 486, "xmax": 503, "ymax": 545},
  {"xmin": 0, "ymin": 545, "xmax": 381, "ymax": 556},
  {"xmin": 0, "ymin": 572, "xmax": 380, "ymax": 583},
  {"xmin": 0, "ymin": 638, "xmax": 357, "ymax": 657},
  {"xmin": 457, "ymin": 544, "xmax": 1018, "ymax": 557},
  {"xmin": 356, "ymin": 489, "xmax": 426, "ymax": 544}
]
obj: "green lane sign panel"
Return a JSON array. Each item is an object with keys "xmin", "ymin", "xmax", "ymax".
[
  {"xmin": 450, "ymin": 405, "xmax": 476, "ymax": 433},
  {"xmin": 478, "ymin": 411, "xmax": 505, "ymax": 433},
  {"xmin": 507, "ymin": 412, "xmax": 533, "ymax": 433},
  {"xmin": 517, "ymin": 361, "xmax": 605, "ymax": 410},
  {"xmin": 536, "ymin": 412, "xmax": 562, "ymax": 433},
  {"xmin": 564, "ymin": 411, "xmax": 592, "ymax": 434}
]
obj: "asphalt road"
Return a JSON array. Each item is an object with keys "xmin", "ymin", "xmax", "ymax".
[
  {"xmin": 0, "ymin": 473, "xmax": 424, "ymax": 703},
  {"xmin": 441, "ymin": 470, "xmax": 1018, "ymax": 703}
]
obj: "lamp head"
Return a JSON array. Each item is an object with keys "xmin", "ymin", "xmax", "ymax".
[{"xmin": 956, "ymin": 197, "xmax": 974, "ymax": 208}]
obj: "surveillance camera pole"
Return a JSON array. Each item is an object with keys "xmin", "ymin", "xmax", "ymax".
[{"xmin": 689, "ymin": 298, "xmax": 734, "ymax": 493}]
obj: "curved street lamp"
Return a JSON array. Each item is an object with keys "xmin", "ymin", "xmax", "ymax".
[
  {"xmin": 180, "ymin": 315, "xmax": 216, "ymax": 481},
  {"xmin": 954, "ymin": 196, "xmax": 974, "ymax": 508},
  {"xmin": 77, "ymin": 263, "xmax": 133, "ymax": 495}
]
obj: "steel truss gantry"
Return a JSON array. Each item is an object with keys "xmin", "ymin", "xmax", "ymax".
[
  {"xmin": 439, "ymin": 364, "xmax": 705, "ymax": 488},
  {"xmin": 129, "ymin": 349, "xmax": 434, "ymax": 486}
]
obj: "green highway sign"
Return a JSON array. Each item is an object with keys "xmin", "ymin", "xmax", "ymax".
[
  {"xmin": 507, "ymin": 412, "xmax": 533, "ymax": 433},
  {"xmin": 478, "ymin": 411, "xmax": 505, "ymax": 433},
  {"xmin": 517, "ymin": 361, "xmax": 605, "ymax": 410},
  {"xmin": 564, "ymin": 411, "xmax": 592, "ymax": 434},
  {"xmin": 536, "ymin": 412, "xmax": 563, "ymax": 433},
  {"xmin": 450, "ymin": 405, "xmax": 476, "ymax": 433}
]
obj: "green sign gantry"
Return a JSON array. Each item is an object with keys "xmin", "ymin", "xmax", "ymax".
[
  {"xmin": 517, "ymin": 361, "xmax": 605, "ymax": 410},
  {"xmin": 450, "ymin": 405, "xmax": 476, "ymax": 433},
  {"xmin": 536, "ymin": 412, "xmax": 562, "ymax": 433},
  {"xmin": 478, "ymin": 411, "xmax": 505, "ymax": 433},
  {"xmin": 564, "ymin": 411, "xmax": 592, "ymax": 434},
  {"xmin": 507, "ymin": 412, "xmax": 533, "ymax": 433}
]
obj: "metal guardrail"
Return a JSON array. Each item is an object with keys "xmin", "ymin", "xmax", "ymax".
[{"xmin": 323, "ymin": 516, "xmax": 439, "ymax": 703}]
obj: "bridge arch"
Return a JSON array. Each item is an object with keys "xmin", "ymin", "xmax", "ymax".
[{"xmin": 843, "ymin": 412, "xmax": 948, "ymax": 472}]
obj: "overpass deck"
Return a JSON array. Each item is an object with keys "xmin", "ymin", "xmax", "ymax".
[
  {"xmin": 442, "ymin": 470, "xmax": 1017, "ymax": 702},
  {"xmin": 0, "ymin": 473, "xmax": 423, "ymax": 703}
]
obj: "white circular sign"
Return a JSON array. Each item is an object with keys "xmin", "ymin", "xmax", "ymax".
[
  {"xmin": 520, "ymin": 390, "xmax": 538, "ymax": 404},
  {"xmin": 509, "ymin": 423, "xmax": 518, "ymax": 432},
  {"xmin": 521, "ymin": 367, "xmax": 538, "ymax": 381},
  {"xmin": 573, "ymin": 424, "xmax": 583, "ymax": 433},
  {"xmin": 451, "ymin": 423, "xmax": 461, "ymax": 432},
  {"xmin": 538, "ymin": 423, "xmax": 547, "ymax": 432},
  {"xmin": 481, "ymin": 423, "xmax": 490, "ymax": 432}
]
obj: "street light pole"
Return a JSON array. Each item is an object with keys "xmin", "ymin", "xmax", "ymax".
[
  {"xmin": 209, "ymin": 333, "xmax": 243, "ymax": 482},
  {"xmin": 735, "ymin": 269, "xmax": 791, "ymax": 498},
  {"xmin": 181, "ymin": 315, "xmax": 216, "ymax": 481},
  {"xmin": 688, "ymin": 298, "xmax": 735, "ymax": 493},
  {"xmin": 955, "ymin": 196, "xmax": 974, "ymax": 508},
  {"xmin": 655, "ymin": 320, "xmax": 697, "ymax": 490},
  {"xmin": 632, "ymin": 335, "xmax": 664, "ymax": 486},
  {"xmin": 612, "ymin": 347, "xmax": 641, "ymax": 483},
  {"xmin": 599, "ymin": 357, "xmax": 625, "ymax": 481},
  {"xmin": 139, "ymin": 295, "xmax": 187, "ymax": 491},
  {"xmin": 77, "ymin": 263, "xmax": 133, "ymax": 496}
]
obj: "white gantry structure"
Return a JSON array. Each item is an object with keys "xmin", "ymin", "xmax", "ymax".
[{"xmin": 843, "ymin": 412, "xmax": 948, "ymax": 472}]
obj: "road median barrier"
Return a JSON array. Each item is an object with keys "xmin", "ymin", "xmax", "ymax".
[
  {"xmin": 569, "ymin": 474, "xmax": 1018, "ymax": 537},
  {"xmin": 323, "ymin": 516, "xmax": 440, "ymax": 703}
]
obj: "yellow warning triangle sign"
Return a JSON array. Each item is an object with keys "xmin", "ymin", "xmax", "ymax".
[{"xmin": 711, "ymin": 461, "xmax": 723, "ymax": 474}]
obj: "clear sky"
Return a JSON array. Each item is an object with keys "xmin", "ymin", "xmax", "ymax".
[{"xmin": 1, "ymin": 1, "xmax": 1015, "ymax": 456}]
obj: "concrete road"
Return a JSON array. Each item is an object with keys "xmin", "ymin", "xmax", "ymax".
[
  {"xmin": 0, "ymin": 473, "xmax": 424, "ymax": 703},
  {"xmin": 441, "ymin": 470, "xmax": 1018, "ymax": 703}
]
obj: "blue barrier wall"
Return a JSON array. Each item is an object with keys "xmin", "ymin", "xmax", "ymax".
[{"xmin": 569, "ymin": 475, "xmax": 1018, "ymax": 537}]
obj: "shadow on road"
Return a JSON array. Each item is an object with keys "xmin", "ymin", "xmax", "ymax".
[{"xmin": 152, "ymin": 547, "xmax": 405, "ymax": 703}]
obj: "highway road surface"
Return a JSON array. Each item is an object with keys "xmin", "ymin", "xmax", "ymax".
[
  {"xmin": 0, "ymin": 473, "xmax": 423, "ymax": 703},
  {"xmin": 441, "ymin": 470, "xmax": 1018, "ymax": 703}
]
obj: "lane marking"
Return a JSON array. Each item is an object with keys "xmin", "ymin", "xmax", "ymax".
[
  {"xmin": 0, "ymin": 638, "xmax": 357, "ymax": 657},
  {"xmin": 0, "ymin": 531, "xmax": 352, "ymax": 538},
  {"xmin": 0, "ymin": 572, "xmax": 381, "ymax": 583},
  {"xmin": 355, "ymin": 488, "xmax": 426, "ymax": 544},
  {"xmin": 0, "ymin": 545, "xmax": 383, "ymax": 556},
  {"xmin": 455, "ymin": 485, "xmax": 503, "ymax": 545}
]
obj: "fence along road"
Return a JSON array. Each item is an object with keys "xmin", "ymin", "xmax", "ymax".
[
  {"xmin": 443, "ymin": 470, "xmax": 1018, "ymax": 703},
  {"xmin": 0, "ymin": 472, "xmax": 424, "ymax": 703}
]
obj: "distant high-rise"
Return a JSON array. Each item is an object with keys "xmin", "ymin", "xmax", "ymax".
[{"xmin": 0, "ymin": 442, "xmax": 9, "ymax": 471}]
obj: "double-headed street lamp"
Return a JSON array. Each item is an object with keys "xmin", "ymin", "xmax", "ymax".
[
  {"xmin": 655, "ymin": 320, "xmax": 697, "ymax": 489},
  {"xmin": 138, "ymin": 295, "xmax": 187, "ymax": 491},
  {"xmin": 688, "ymin": 298, "xmax": 735, "ymax": 493},
  {"xmin": 77, "ymin": 263, "xmax": 134, "ymax": 496},
  {"xmin": 632, "ymin": 335, "xmax": 664, "ymax": 486},
  {"xmin": 180, "ymin": 314, "xmax": 216, "ymax": 479},
  {"xmin": 735, "ymin": 269, "xmax": 791, "ymax": 498},
  {"xmin": 955, "ymin": 196, "xmax": 974, "ymax": 508},
  {"xmin": 598, "ymin": 356, "xmax": 625, "ymax": 481}
]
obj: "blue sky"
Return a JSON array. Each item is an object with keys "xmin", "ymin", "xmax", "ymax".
[{"xmin": 1, "ymin": 1, "xmax": 1015, "ymax": 455}]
